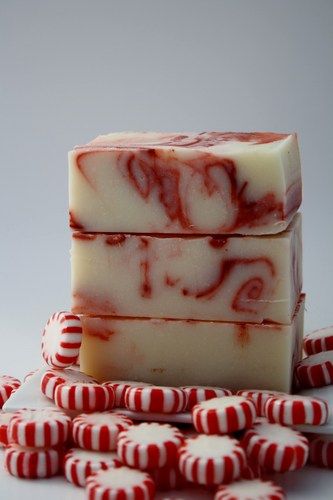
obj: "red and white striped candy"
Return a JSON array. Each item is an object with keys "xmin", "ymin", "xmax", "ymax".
[
  {"xmin": 241, "ymin": 458, "xmax": 264, "ymax": 480},
  {"xmin": 41, "ymin": 311, "xmax": 82, "ymax": 368},
  {"xmin": 0, "ymin": 375, "xmax": 21, "ymax": 408},
  {"xmin": 264, "ymin": 394, "xmax": 328, "ymax": 426},
  {"xmin": 125, "ymin": 386, "xmax": 187, "ymax": 414},
  {"xmin": 64, "ymin": 448, "xmax": 122, "ymax": 487},
  {"xmin": 151, "ymin": 464, "xmax": 188, "ymax": 491},
  {"xmin": 304, "ymin": 326, "xmax": 333, "ymax": 355},
  {"xmin": 215, "ymin": 479, "xmax": 285, "ymax": 500},
  {"xmin": 296, "ymin": 351, "xmax": 333, "ymax": 388},
  {"xmin": 9, "ymin": 408, "xmax": 71, "ymax": 448},
  {"xmin": 103, "ymin": 380, "xmax": 152, "ymax": 408},
  {"xmin": 117, "ymin": 422, "xmax": 184, "ymax": 470},
  {"xmin": 181, "ymin": 386, "xmax": 232, "ymax": 411},
  {"xmin": 242, "ymin": 421, "xmax": 309, "ymax": 472},
  {"xmin": 0, "ymin": 411, "xmax": 15, "ymax": 447},
  {"xmin": 178, "ymin": 434, "xmax": 246, "ymax": 486},
  {"xmin": 237, "ymin": 389, "xmax": 285, "ymax": 417},
  {"xmin": 41, "ymin": 368, "xmax": 97, "ymax": 400},
  {"xmin": 5, "ymin": 443, "xmax": 62, "ymax": 478},
  {"xmin": 86, "ymin": 466, "xmax": 155, "ymax": 500},
  {"xmin": 193, "ymin": 396, "xmax": 257, "ymax": 435},
  {"xmin": 55, "ymin": 382, "xmax": 115, "ymax": 412},
  {"xmin": 72, "ymin": 411, "xmax": 133, "ymax": 451},
  {"xmin": 309, "ymin": 434, "xmax": 333, "ymax": 469}
]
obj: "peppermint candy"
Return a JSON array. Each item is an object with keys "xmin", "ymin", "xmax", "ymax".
[
  {"xmin": 0, "ymin": 375, "xmax": 21, "ymax": 408},
  {"xmin": 241, "ymin": 458, "xmax": 264, "ymax": 480},
  {"xmin": 215, "ymin": 478, "xmax": 285, "ymax": 500},
  {"xmin": 8, "ymin": 408, "xmax": 71, "ymax": 448},
  {"xmin": 304, "ymin": 326, "xmax": 333, "ymax": 355},
  {"xmin": 86, "ymin": 466, "xmax": 155, "ymax": 499},
  {"xmin": 5, "ymin": 443, "xmax": 62, "ymax": 478},
  {"xmin": 181, "ymin": 386, "xmax": 232, "ymax": 411},
  {"xmin": 309, "ymin": 434, "xmax": 333, "ymax": 469},
  {"xmin": 296, "ymin": 352, "xmax": 333, "ymax": 388},
  {"xmin": 242, "ymin": 421, "xmax": 309, "ymax": 472},
  {"xmin": 237, "ymin": 389, "xmax": 285, "ymax": 416},
  {"xmin": 151, "ymin": 464, "xmax": 188, "ymax": 490},
  {"xmin": 0, "ymin": 411, "xmax": 15, "ymax": 447},
  {"xmin": 64, "ymin": 448, "xmax": 122, "ymax": 487},
  {"xmin": 55, "ymin": 382, "xmax": 115, "ymax": 412},
  {"xmin": 117, "ymin": 422, "xmax": 184, "ymax": 470},
  {"xmin": 103, "ymin": 380, "xmax": 152, "ymax": 407},
  {"xmin": 72, "ymin": 411, "xmax": 133, "ymax": 451},
  {"xmin": 125, "ymin": 386, "xmax": 187, "ymax": 414},
  {"xmin": 178, "ymin": 434, "xmax": 246, "ymax": 486},
  {"xmin": 41, "ymin": 368, "xmax": 97, "ymax": 400},
  {"xmin": 193, "ymin": 396, "xmax": 256, "ymax": 434},
  {"xmin": 41, "ymin": 311, "xmax": 82, "ymax": 368},
  {"xmin": 264, "ymin": 394, "xmax": 328, "ymax": 426}
]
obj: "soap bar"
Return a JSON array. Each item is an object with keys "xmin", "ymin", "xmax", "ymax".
[
  {"xmin": 71, "ymin": 214, "xmax": 302, "ymax": 324},
  {"xmin": 69, "ymin": 132, "xmax": 301, "ymax": 235},
  {"xmin": 79, "ymin": 295, "xmax": 305, "ymax": 392}
]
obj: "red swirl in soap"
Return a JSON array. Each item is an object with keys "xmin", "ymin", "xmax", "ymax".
[
  {"xmin": 74, "ymin": 144, "xmax": 300, "ymax": 234},
  {"xmin": 182, "ymin": 257, "xmax": 275, "ymax": 316},
  {"xmin": 69, "ymin": 211, "xmax": 84, "ymax": 230},
  {"xmin": 72, "ymin": 292, "xmax": 118, "ymax": 316},
  {"xmin": 209, "ymin": 237, "xmax": 228, "ymax": 249},
  {"xmin": 105, "ymin": 234, "xmax": 127, "ymax": 246},
  {"xmin": 114, "ymin": 150, "xmax": 288, "ymax": 233},
  {"xmin": 139, "ymin": 237, "xmax": 152, "ymax": 298},
  {"xmin": 232, "ymin": 277, "xmax": 266, "ymax": 313},
  {"xmin": 73, "ymin": 233, "xmax": 96, "ymax": 241},
  {"xmin": 123, "ymin": 149, "xmax": 191, "ymax": 229}
]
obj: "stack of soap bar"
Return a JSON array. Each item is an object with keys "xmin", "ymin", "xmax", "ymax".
[{"xmin": 69, "ymin": 132, "xmax": 304, "ymax": 392}]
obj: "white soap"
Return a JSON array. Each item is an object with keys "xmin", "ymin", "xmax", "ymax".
[
  {"xmin": 80, "ymin": 295, "xmax": 305, "ymax": 393},
  {"xmin": 2, "ymin": 368, "xmax": 55, "ymax": 412},
  {"xmin": 71, "ymin": 214, "xmax": 302, "ymax": 324},
  {"xmin": 69, "ymin": 131, "xmax": 301, "ymax": 235}
]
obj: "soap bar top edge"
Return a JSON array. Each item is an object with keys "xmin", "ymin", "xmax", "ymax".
[{"xmin": 71, "ymin": 131, "xmax": 296, "ymax": 153}]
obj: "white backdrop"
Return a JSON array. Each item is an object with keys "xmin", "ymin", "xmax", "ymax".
[{"xmin": 1, "ymin": 0, "xmax": 333, "ymax": 380}]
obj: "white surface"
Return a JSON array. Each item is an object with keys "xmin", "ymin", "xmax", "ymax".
[{"xmin": 3, "ymin": 369, "xmax": 54, "ymax": 412}]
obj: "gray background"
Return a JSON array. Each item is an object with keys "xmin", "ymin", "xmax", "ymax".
[{"xmin": 1, "ymin": 0, "xmax": 333, "ymax": 379}]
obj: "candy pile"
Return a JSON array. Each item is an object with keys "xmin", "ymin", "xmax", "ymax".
[
  {"xmin": 1, "ymin": 315, "xmax": 333, "ymax": 498},
  {"xmin": 296, "ymin": 326, "xmax": 333, "ymax": 389},
  {"xmin": 294, "ymin": 325, "xmax": 333, "ymax": 470}
]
